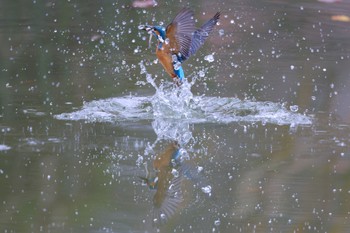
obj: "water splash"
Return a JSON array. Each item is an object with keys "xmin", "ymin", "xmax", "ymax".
[
  {"xmin": 55, "ymin": 96, "xmax": 152, "ymax": 123},
  {"xmin": 152, "ymin": 119, "xmax": 193, "ymax": 145},
  {"xmin": 55, "ymin": 88, "xmax": 312, "ymax": 126},
  {"xmin": 55, "ymin": 64, "xmax": 312, "ymax": 142}
]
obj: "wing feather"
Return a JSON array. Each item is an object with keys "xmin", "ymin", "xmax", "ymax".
[
  {"xmin": 166, "ymin": 10, "xmax": 220, "ymax": 63},
  {"xmin": 166, "ymin": 8, "xmax": 196, "ymax": 59},
  {"xmin": 188, "ymin": 12, "xmax": 220, "ymax": 57}
]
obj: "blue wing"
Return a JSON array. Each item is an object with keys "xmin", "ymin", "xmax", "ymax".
[
  {"xmin": 166, "ymin": 10, "xmax": 220, "ymax": 75},
  {"xmin": 166, "ymin": 8, "xmax": 196, "ymax": 60},
  {"xmin": 188, "ymin": 12, "xmax": 220, "ymax": 58}
]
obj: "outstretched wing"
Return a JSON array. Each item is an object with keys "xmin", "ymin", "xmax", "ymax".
[
  {"xmin": 166, "ymin": 8, "xmax": 196, "ymax": 60},
  {"xmin": 152, "ymin": 172, "xmax": 183, "ymax": 225},
  {"xmin": 188, "ymin": 12, "xmax": 220, "ymax": 58}
]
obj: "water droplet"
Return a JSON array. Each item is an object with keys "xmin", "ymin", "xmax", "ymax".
[
  {"xmin": 204, "ymin": 54, "xmax": 215, "ymax": 63},
  {"xmin": 201, "ymin": 185, "xmax": 212, "ymax": 195},
  {"xmin": 136, "ymin": 155, "xmax": 143, "ymax": 166},
  {"xmin": 289, "ymin": 105, "xmax": 299, "ymax": 112},
  {"xmin": 0, "ymin": 145, "xmax": 11, "ymax": 151},
  {"xmin": 198, "ymin": 70, "xmax": 205, "ymax": 77},
  {"xmin": 171, "ymin": 168, "xmax": 179, "ymax": 177}
]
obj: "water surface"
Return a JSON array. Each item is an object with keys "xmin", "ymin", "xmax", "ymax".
[{"xmin": 1, "ymin": 0, "xmax": 350, "ymax": 232}]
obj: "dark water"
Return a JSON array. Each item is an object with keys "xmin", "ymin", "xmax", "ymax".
[{"xmin": 1, "ymin": 0, "xmax": 350, "ymax": 232}]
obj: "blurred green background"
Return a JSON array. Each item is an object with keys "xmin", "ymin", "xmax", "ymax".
[{"xmin": 1, "ymin": 0, "xmax": 350, "ymax": 232}]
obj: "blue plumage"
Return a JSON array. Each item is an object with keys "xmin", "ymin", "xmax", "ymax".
[{"xmin": 140, "ymin": 9, "xmax": 220, "ymax": 83}]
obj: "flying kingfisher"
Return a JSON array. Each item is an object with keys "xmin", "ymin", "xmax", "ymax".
[{"xmin": 139, "ymin": 8, "xmax": 220, "ymax": 84}]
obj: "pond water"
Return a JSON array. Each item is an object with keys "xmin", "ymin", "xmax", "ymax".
[{"xmin": 1, "ymin": 0, "xmax": 350, "ymax": 232}]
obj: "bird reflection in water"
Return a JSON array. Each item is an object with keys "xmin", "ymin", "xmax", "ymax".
[{"xmin": 139, "ymin": 141, "xmax": 210, "ymax": 225}]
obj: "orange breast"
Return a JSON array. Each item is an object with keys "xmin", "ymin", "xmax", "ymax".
[{"xmin": 156, "ymin": 42, "xmax": 177, "ymax": 78}]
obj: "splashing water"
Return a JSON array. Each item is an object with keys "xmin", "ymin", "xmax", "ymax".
[
  {"xmin": 150, "ymin": 81, "xmax": 196, "ymax": 120},
  {"xmin": 55, "ymin": 64, "xmax": 312, "ymax": 143},
  {"xmin": 55, "ymin": 84, "xmax": 312, "ymax": 125}
]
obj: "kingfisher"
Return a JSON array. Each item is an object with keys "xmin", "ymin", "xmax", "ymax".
[{"xmin": 139, "ymin": 8, "xmax": 220, "ymax": 84}]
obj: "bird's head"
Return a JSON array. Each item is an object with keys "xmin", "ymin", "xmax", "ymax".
[
  {"xmin": 139, "ymin": 25, "xmax": 166, "ymax": 47},
  {"xmin": 139, "ymin": 176, "xmax": 158, "ymax": 190}
]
